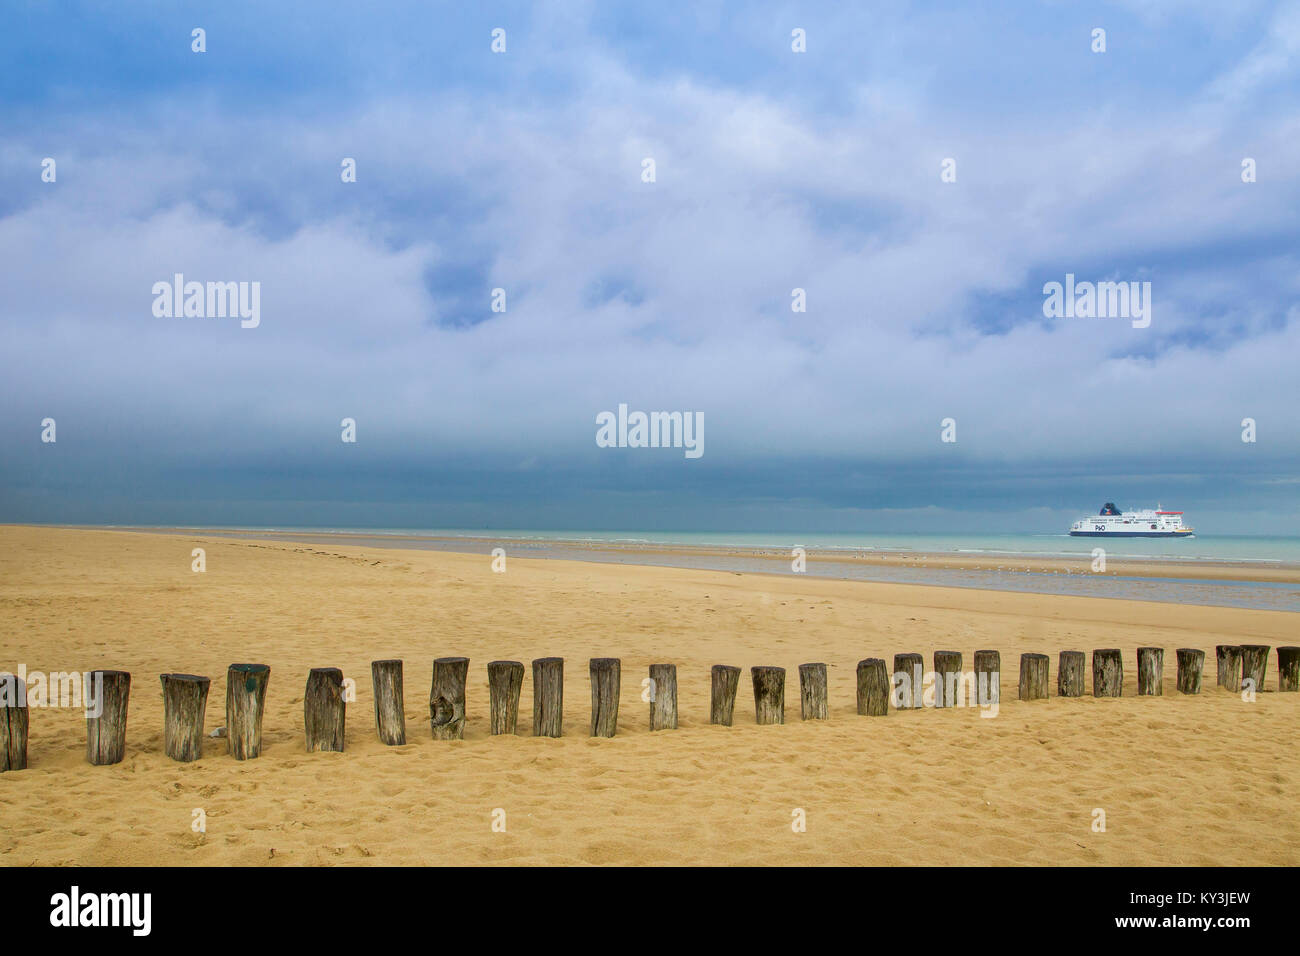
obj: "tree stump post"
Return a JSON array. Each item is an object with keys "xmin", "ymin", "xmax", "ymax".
[
  {"xmin": 799, "ymin": 662, "xmax": 829, "ymax": 720},
  {"xmin": 893, "ymin": 653, "xmax": 924, "ymax": 710},
  {"xmin": 371, "ymin": 659, "xmax": 406, "ymax": 745},
  {"xmin": 226, "ymin": 663, "xmax": 270, "ymax": 760},
  {"xmin": 649, "ymin": 663, "xmax": 678, "ymax": 731},
  {"xmin": 856, "ymin": 659, "xmax": 889, "ymax": 716},
  {"xmin": 1216, "ymin": 645, "xmax": 1242, "ymax": 691},
  {"xmin": 1092, "ymin": 649, "xmax": 1123, "ymax": 697},
  {"xmin": 160, "ymin": 673, "xmax": 210, "ymax": 762},
  {"xmin": 305, "ymin": 667, "xmax": 346, "ymax": 752},
  {"xmin": 1137, "ymin": 647, "xmax": 1164, "ymax": 696},
  {"xmin": 973, "ymin": 650, "xmax": 1001, "ymax": 706},
  {"xmin": 1240, "ymin": 645, "xmax": 1270, "ymax": 693},
  {"xmin": 429, "ymin": 657, "xmax": 469, "ymax": 740},
  {"xmin": 1018, "ymin": 653, "xmax": 1049, "ymax": 701},
  {"xmin": 1176, "ymin": 648, "xmax": 1204, "ymax": 695},
  {"xmin": 86, "ymin": 670, "xmax": 131, "ymax": 765},
  {"xmin": 933, "ymin": 651, "xmax": 963, "ymax": 708},
  {"xmin": 0, "ymin": 674, "xmax": 28, "ymax": 773},
  {"xmin": 751, "ymin": 666, "xmax": 785, "ymax": 724},
  {"xmin": 1058, "ymin": 651, "xmax": 1086, "ymax": 698},
  {"xmin": 1278, "ymin": 647, "xmax": 1300, "ymax": 693},
  {"xmin": 532, "ymin": 657, "xmax": 563, "ymax": 737},
  {"xmin": 488, "ymin": 660, "xmax": 524, "ymax": 735},
  {"xmin": 710, "ymin": 665, "xmax": 741, "ymax": 725},
  {"xmin": 589, "ymin": 658, "xmax": 621, "ymax": 737}
]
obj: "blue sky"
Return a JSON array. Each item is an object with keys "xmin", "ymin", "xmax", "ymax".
[{"xmin": 2, "ymin": 1, "xmax": 1298, "ymax": 533}]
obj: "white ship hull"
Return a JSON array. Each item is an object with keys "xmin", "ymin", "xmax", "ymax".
[{"xmin": 1069, "ymin": 504, "xmax": 1194, "ymax": 538}]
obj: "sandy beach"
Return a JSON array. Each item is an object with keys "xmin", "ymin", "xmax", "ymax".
[{"xmin": 1, "ymin": 524, "xmax": 1297, "ymax": 866}]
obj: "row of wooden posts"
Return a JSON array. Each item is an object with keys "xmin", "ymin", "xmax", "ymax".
[{"xmin": 2, "ymin": 644, "xmax": 1296, "ymax": 772}]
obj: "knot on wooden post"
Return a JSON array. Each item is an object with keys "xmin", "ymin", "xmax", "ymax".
[
  {"xmin": 710, "ymin": 665, "xmax": 741, "ymax": 726},
  {"xmin": 532, "ymin": 657, "xmax": 564, "ymax": 738},
  {"xmin": 0, "ymin": 673, "xmax": 29, "ymax": 773},
  {"xmin": 1136, "ymin": 647, "xmax": 1164, "ymax": 696},
  {"xmin": 751, "ymin": 666, "xmax": 785, "ymax": 725},
  {"xmin": 1018, "ymin": 653, "xmax": 1048, "ymax": 701},
  {"xmin": 798, "ymin": 663, "xmax": 828, "ymax": 720},
  {"xmin": 488, "ymin": 660, "xmax": 524, "ymax": 735},
  {"xmin": 649, "ymin": 663, "xmax": 678, "ymax": 731},
  {"xmin": 371, "ymin": 659, "xmax": 406, "ymax": 745},
  {"xmin": 1215, "ymin": 645, "xmax": 1242, "ymax": 691},
  {"xmin": 1092, "ymin": 649, "xmax": 1123, "ymax": 697},
  {"xmin": 1057, "ymin": 651, "xmax": 1086, "ymax": 698},
  {"xmin": 1278, "ymin": 647, "xmax": 1300, "ymax": 693},
  {"xmin": 1175, "ymin": 648, "xmax": 1204, "ymax": 695},
  {"xmin": 429, "ymin": 657, "xmax": 469, "ymax": 740},
  {"xmin": 160, "ymin": 673, "xmax": 210, "ymax": 762},
  {"xmin": 305, "ymin": 667, "xmax": 346, "ymax": 753},
  {"xmin": 892, "ymin": 653, "xmax": 924, "ymax": 710},
  {"xmin": 1239, "ymin": 645, "xmax": 1270, "ymax": 693},
  {"xmin": 86, "ymin": 670, "xmax": 131, "ymax": 766},
  {"xmin": 932, "ymin": 651, "xmax": 963, "ymax": 708},
  {"xmin": 856, "ymin": 659, "xmax": 889, "ymax": 716},
  {"xmin": 589, "ymin": 658, "xmax": 621, "ymax": 737},
  {"xmin": 226, "ymin": 663, "xmax": 270, "ymax": 760}
]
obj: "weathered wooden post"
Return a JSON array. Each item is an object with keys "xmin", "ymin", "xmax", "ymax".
[
  {"xmin": 429, "ymin": 657, "xmax": 469, "ymax": 740},
  {"xmin": 0, "ymin": 674, "xmax": 28, "ymax": 772},
  {"xmin": 1058, "ymin": 651, "xmax": 1086, "ymax": 698},
  {"xmin": 1278, "ymin": 647, "xmax": 1300, "ymax": 693},
  {"xmin": 856, "ymin": 659, "xmax": 889, "ymax": 716},
  {"xmin": 1216, "ymin": 645, "xmax": 1242, "ymax": 691},
  {"xmin": 933, "ymin": 651, "xmax": 962, "ymax": 708},
  {"xmin": 371, "ymin": 659, "xmax": 406, "ymax": 745},
  {"xmin": 649, "ymin": 663, "xmax": 678, "ymax": 731},
  {"xmin": 1018, "ymin": 653, "xmax": 1049, "ymax": 701},
  {"xmin": 305, "ymin": 667, "xmax": 346, "ymax": 752},
  {"xmin": 160, "ymin": 673, "xmax": 210, "ymax": 762},
  {"xmin": 1092, "ymin": 649, "xmax": 1122, "ymax": 697},
  {"xmin": 799, "ymin": 663, "xmax": 828, "ymax": 720},
  {"xmin": 751, "ymin": 666, "xmax": 785, "ymax": 724},
  {"xmin": 488, "ymin": 660, "xmax": 524, "ymax": 735},
  {"xmin": 710, "ymin": 665, "xmax": 741, "ymax": 725},
  {"xmin": 86, "ymin": 670, "xmax": 131, "ymax": 766},
  {"xmin": 1240, "ymin": 645, "xmax": 1270, "ymax": 693},
  {"xmin": 532, "ymin": 657, "xmax": 563, "ymax": 737},
  {"xmin": 1136, "ymin": 647, "xmax": 1164, "ymax": 696},
  {"xmin": 1176, "ymin": 648, "xmax": 1204, "ymax": 695},
  {"xmin": 893, "ymin": 653, "xmax": 924, "ymax": 709},
  {"xmin": 973, "ymin": 650, "xmax": 1001, "ymax": 706},
  {"xmin": 589, "ymin": 658, "xmax": 620, "ymax": 737},
  {"xmin": 227, "ymin": 663, "xmax": 270, "ymax": 760}
]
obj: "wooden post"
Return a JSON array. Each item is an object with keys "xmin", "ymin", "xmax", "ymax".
[
  {"xmin": 1092, "ymin": 649, "xmax": 1122, "ymax": 697},
  {"xmin": 0, "ymin": 674, "xmax": 28, "ymax": 773},
  {"xmin": 799, "ymin": 663, "xmax": 828, "ymax": 720},
  {"xmin": 1058, "ymin": 651, "xmax": 1086, "ymax": 698},
  {"xmin": 856, "ymin": 659, "xmax": 889, "ymax": 716},
  {"xmin": 1176, "ymin": 648, "xmax": 1204, "ymax": 695},
  {"xmin": 1278, "ymin": 647, "xmax": 1300, "ymax": 693},
  {"xmin": 305, "ymin": 667, "xmax": 346, "ymax": 753},
  {"xmin": 488, "ymin": 660, "xmax": 524, "ymax": 735},
  {"xmin": 1137, "ymin": 647, "xmax": 1164, "ymax": 696},
  {"xmin": 1240, "ymin": 644, "xmax": 1270, "ymax": 693},
  {"xmin": 973, "ymin": 650, "xmax": 1000, "ymax": 706},
  {"xmin": 86, "ymin": 670, "xmax": 131, "ymax": 766},
  {"xmin": 1216, "ymin": 645, "xmax": 1242, "ymax": 691},
  {"xmin": 589, "ymin": 658, "xmax": 620, "ymax": 737},
  {"xmin": 751, "ymin": 666, "xmax": 785, "ymax": 725},
  {"xmin": 532, "ymin": 657, "xmax": 563, "ymax": 738},
  {"xmin": 371, "ymin": 659, "xmax": 406, "ymax": 745},
  {"xmin": 160, "ymin": 673, "xmax": 210, "ymax": 762},
  {"xmin": 429, "ymin": 657, "xmax": 469, "ymax": 740},
  {"xmin": 710, "ymin": 665, "xmax": 741, "ymax": 725},
  {"xmin": 649, "ymin": 663, "xmax": 678, "ymax": 731},
  {"xmin": 893, "ymin": 653, "xmax": 924, "ymax": 709},
  {"xmin": 1018, "ymin": 653, "xmax": 1049, "ymax": 701},
  {"xmin": 227, "ymin": 663, "xmax": 270, "ymax": 760},
  {"xmin": 933, "ymin": 651, "xmax": 962, "ymax": 708}
]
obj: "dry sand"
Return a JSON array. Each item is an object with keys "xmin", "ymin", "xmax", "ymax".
[{"xmin": 1, "ymin": 524, "xmax": 1296, "ymax": 866}]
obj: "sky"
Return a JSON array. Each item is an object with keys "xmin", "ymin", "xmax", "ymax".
[{"xmin": 1, "ymin": 0, "xmax": 1298, "ymax": 534}]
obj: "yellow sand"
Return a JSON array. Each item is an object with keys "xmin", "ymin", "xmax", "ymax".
[{"xmin": 0, "ymin": 525, "xmax": 1296, "ymax": 866}]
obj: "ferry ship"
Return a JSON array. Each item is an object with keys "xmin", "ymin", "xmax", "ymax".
[{"xmin": 1069, "ymin": 503, "xmax": 1195, "ymax": 537}]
